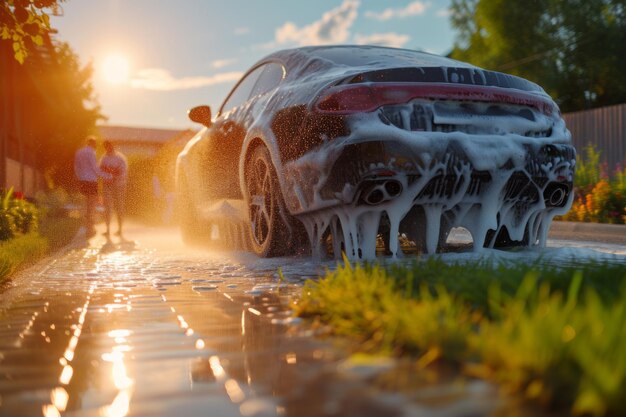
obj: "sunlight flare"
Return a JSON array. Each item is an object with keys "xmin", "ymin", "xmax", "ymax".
[{"xmin": 101, "ymin": 54, "xmax": 130, "ymax": 85}]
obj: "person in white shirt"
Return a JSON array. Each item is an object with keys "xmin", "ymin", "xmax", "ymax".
[
  {"xmin": 74, "ymin": 136, "xmax": 112, "ymax": 238},
  {"xmin": 99, "ymin": 140, "xmax": 128, "ymax": 238}
]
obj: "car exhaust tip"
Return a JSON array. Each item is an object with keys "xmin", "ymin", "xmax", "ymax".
[
  {"xmin": 358, "ymin": 179, "xmax": 403, "ymax": 206},
  {"xmin": 544, "ymin": 183, "xmax": 569, "ymax": 208}
]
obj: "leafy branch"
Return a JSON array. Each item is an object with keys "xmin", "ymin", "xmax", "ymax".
[{"xmin": 0, "ymin": 0, "xmax": 64, "ymax": 64}]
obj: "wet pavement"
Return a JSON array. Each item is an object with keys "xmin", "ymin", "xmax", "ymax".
[{"xmin": 2, "ymin": 223, "xmax": 622, "ymax": 417}]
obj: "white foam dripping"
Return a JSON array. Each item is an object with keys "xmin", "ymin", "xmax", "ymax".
[{"xmin": 283, "ymin": 101, "xmax": 575, "ymax": 261}]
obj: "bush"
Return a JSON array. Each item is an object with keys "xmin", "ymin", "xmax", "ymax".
[
  {"xmin": 0, "ymin": 188, "xmax": 40, "ymax": 241},
  {"xmin": 10, "ymin": 197, "xmax": 39, "ymax": 234},
  {"xmin": 0, "ymin": 210, "xmax": 16, "ymax": 241},
  {"xmin": 575, "ymin": 145, "xmax": 603, "ymax": 189},
  {"xmin": 559, "ymin": 146, "xmax": 626, "ymax": 224},
  {"xmin": 0, "ymin": 190, "xmax": 80, "ymax": 284}
]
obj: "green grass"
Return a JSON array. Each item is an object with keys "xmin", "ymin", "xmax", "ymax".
[
  {"xmin": 0, "ymin": 216, "xmax": 81, "ymax": 285},
  {"xmin": 0, "ymin": 233, "xmax": 48, "ymax": 284},
  {"xmin": 294, "ymin": 258, "xmax": 626, "ymax": 416},
  {"xmin": 38, "ymin": 216, "xmax": 82, "ymax": 252}
]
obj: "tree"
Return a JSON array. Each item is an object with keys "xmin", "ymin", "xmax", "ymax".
[
  {"xmin": 1, "ymin": 1, "xmax": 104, "ymax": 193},
  {"xmin": 449, "ymin": 0, "xmax": 626, "ymax": 112},
  {"xmin": 38, "ymin": 41, "xmax": 106, "ymax": 188},
  {"xmin": 0, "ymin": 0, "xmax": 64, "ymax": 64}
]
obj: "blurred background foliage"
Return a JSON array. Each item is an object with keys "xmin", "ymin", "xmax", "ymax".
[
  {"xmin": 0, "ymin": 188, "xmax": 38, "ymax": 241},
  {"xmin": 449, "ymin": 0, "xmax": 626, "ymax": 112},
  {"xmin": 559, "ymin": 145, "xmax": 626, "ymax": 224},
  {"xmin": 38, "ymin": 40, "xmax": 105, "ymax": 189},
  {"xmin": 1, "ymin": 0, "xmax": 104, "ymax": 191}
]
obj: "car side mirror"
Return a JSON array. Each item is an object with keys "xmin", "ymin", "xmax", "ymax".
[{"xmin": 188, "ymin": 105, "xmax": 213, "ymax": 127}]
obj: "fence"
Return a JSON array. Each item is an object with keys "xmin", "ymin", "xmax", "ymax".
[{"xmin": 563, "ymin": 103, "xmax": 626, "ymax": 171}]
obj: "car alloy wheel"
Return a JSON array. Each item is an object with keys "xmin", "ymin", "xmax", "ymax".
[{"xmin": 245, "ymin": 145, "xmax": 287, "ymax": 257}]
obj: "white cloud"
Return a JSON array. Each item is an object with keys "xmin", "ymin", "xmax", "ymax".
[
  {"xmin": 353, "ymin": 32, "xmax": 410, "ymax": 48},
  {"xmin": 365, "ymin": 1, "xmax": 429, "ymax": 21},
  {"xmin": 234, "ymin": 27, "xmax": 250, "ymax": 35},
  {"xmin": 130, "ymin": 68, "xmax": 243, "ymax": 91},
  {"xmin": 435, "ymin": 8, "xmax": 451, "ymax": 17},
  {"xmin": 274, "ymin": 0, "xmax": 360, "ymax": 46},
  {"xmin": 211, "ymin": 58, "xmax": 237, "ymax": 69}
]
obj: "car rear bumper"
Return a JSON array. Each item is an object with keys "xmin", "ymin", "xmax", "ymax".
[
  {"xmin": 283, "ymin": 128, "xmax": 576, "ymax": 253},
  {"xmin": 324, "ymin": 139, "xmax": 574, "ymax": 208},
  {"xmin": 284, "ymin": 135, "xmax": 575, "ymax": 211}
]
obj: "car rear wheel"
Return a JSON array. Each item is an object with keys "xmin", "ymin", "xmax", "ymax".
[{"xmin": 245, "ymin": 145, "xmax": 291, "ymax": 257}]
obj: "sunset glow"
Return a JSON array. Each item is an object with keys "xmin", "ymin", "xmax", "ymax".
[
  {"xmin": 101, "ymin": 54, "xmax": 130, "ymax": 85},
  {"xmin": 49, "ymin": 1, "xmax": 456, "ymax": 128}
]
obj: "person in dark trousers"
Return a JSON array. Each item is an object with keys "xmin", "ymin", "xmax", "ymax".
[
  {"xmin": 74, "ymin": 136, "xmax": 111, "ymax": 238},
  {"xmin": 99, "ymin": 141, "xmax": 128, "ymax": 238}
]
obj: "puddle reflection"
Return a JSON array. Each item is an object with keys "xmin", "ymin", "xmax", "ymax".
[
  {"xmin": 41, "ymin": 404, "xmax": 62, "ymax": 417},
  {"xmin": 100, "ymin": 390, "xmax": 131, "ymax": 417},
  {"xmin": 2, "ymin": 228, "xmax": 584, "ymax": 417},
  {"xmin": 50, "ymin": 387, "xmax": 69, "ymax": 412},
  {"xmin": 100, "ymin": 329, "xmax": 134, "ymax": 417}
]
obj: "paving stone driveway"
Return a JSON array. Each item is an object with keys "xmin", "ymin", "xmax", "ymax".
[
  {"xmin": 0, "ymin": 224, "xmax": 525, "ymax": 417},
  {"xmin": 0, "ymin": 225, "xmax": 415, "ymax": 417}
]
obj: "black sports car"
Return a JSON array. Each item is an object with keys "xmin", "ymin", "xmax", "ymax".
[{"xmin": 176, "ymin": 45, "xmax": 575, "ymax": 259}]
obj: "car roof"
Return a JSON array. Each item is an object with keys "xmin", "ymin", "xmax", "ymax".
[
  {"xmin": 302, "ymin": 45, "xmax": 473, "ymax": 68},
  {"xmin": 258, "ymin": 45, "xmax": 542, "ymax": 93},
  {"xmin": 261, "ymin": 45, "xmax": 475, "ymax": 72}
]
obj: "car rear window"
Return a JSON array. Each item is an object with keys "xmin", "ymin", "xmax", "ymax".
[
  {"xmin": 346, "ymin": 67, "xmax": 542, "ymax": 92},
  {"xmin": 308, "ymin": 46, "xmax": 541, "ymax": 92},
  {"xmin": 309, "ymin": 46, "xmax": 460, "ymax": 68}
]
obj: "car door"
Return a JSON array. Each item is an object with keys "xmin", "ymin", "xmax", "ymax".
[
  {"xmin": 205, "ymin": 62, "xmax": 285, "ymax": 200},
  {"xmin": 197, "ymin": 65, "xmax": 265, "ymax": 200}
]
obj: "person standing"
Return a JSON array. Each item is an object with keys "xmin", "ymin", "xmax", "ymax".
[
  {"xmin": 99, "ymin": 140, "xmax": 128, "ymax": 238},
  {"xmin": 74, "ymin": 136, "xmax": 112, "ymax": 238}
]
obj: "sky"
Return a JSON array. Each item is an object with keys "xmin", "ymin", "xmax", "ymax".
[{"xmin": 50, "ymin": 0, "xmax": 456, "ymax": 130}]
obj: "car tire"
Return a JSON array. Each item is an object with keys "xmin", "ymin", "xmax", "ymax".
[{"xmin": 245, "ymin": 145, "xmax": 291, "ymax": 257}]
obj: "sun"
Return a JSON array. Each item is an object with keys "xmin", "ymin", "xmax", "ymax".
[{"xmin": 101, "ymin": 54, "xmax": 130, "ymax": 85}]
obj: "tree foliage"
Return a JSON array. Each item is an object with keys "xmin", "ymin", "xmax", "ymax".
[
  {"xmin": 449, "ymin": 0, "xmax": 626, "ymax": 112},
  {"xmin": 1, "ymin": 0, "xmax": 105, "ymax": 189},
  {"xmin": 0, "ymin": 0, "xmax": 64, "ymax": 64},
  {"xmin": 37, "ymin": 41, "xmax": 106, "ymax": 188}
]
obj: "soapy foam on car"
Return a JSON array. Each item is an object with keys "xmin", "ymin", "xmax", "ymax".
[
  {"xmin": 283, "ymin": 101, "xmax": 574, "ymax": 261},
  {"xmin": 178, "ymin": 46, "xmax": 574, "ymax": 260}
]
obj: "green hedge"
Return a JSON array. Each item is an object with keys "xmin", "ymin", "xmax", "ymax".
[{"xmin": 0, "ymin": 188, "xmax": 82, "ymax": 285}]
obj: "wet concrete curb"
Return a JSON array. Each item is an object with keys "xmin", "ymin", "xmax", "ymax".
[{"xmin": 549, "ymin": 221, "xmax": 626, "ymax": 245}]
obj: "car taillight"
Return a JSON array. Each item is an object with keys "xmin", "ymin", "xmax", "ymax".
[
  {"xmin": 315, "ymin": 85, "xmax": 378, "ymax": 113},
  {"xmin": 315, "ymin": 83, "xmax": 554, "ymax": 115}
]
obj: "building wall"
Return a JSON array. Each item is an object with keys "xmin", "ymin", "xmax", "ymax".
[
  {"xmin": 1, "ymin": 31, "xmax": 53, "ymax": 197},
  {"xmin": 111, "ymin": 142, "xmax": 163, "ymax": 158},
  {"xmin": 5, "ymin": 158, "xmax": 42, "ymax": 196}
]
